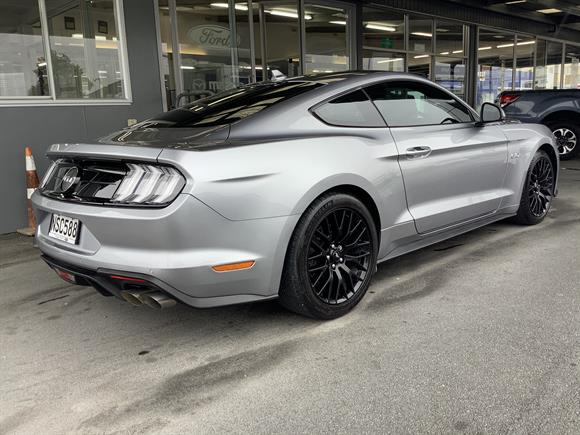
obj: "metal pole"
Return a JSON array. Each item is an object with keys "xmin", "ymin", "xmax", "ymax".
[
  {"xmin": 298, "ymin": 0, "xmax": 306, "ymax": 75},
  {"xmin": 228, "ymin": 0, "xmax": 239, "ymax": 87},
  {"xmin": 168, "ymin": 0, "xmax": 183, "ymax": 98},
  {"xmin": 259, "ymin": 4, "xmax": 267, "ymax": 80},
  {"xmin": 248, "ymin": 0, "xmax": 256, "ymax": 83}
]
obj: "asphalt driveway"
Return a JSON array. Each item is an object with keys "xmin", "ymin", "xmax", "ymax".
[{"xmin": 1, "ymin": 160, "xmax": 579, "ymax": 434}]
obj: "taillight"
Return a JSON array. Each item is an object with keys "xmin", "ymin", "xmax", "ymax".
[
  {"xmin": 499, "ymin": 93, "xmax": 519, "ymax": 107},
  {"xmin": 111, "ymin": 163, "xmax": 185, "ymax": 205}
]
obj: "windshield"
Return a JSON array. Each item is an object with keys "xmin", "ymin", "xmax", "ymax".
[{"xmin": 141, "ymin": 81, "xmax": 325, "ymax": 128}]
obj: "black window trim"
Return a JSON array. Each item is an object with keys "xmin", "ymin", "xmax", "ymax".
[
  {"xmin": 309, "ymin": 86, "xmax": 388, "ymax": 129},
  {"xmin": 363, "ymin": 78, "xmax": 477, "ymax": 128}
]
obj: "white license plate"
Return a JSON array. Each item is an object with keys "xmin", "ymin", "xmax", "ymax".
[{"xmin": 48, "ymin": 214, "xmax": 81, "ymax": 245}]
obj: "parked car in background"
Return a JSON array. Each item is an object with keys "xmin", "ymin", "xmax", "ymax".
[
  {"xmin": 498, "ymin": 89, "xmax": 580, "ymax": 160},
  {"xmin": 33, "ymin": 72, "xmax": 559, "ymax": 319}
]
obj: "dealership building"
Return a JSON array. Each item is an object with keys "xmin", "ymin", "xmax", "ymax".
[{"xmin": 2, "ymin": 0, "xmax": 580, "ymax": 233}]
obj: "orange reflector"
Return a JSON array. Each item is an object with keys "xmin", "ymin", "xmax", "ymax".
[{"xmin": 212, "ymin": 260, "xmax": 255, "ymax": 272}]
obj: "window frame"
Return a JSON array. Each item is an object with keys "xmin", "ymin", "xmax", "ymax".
[
  {"xmin": 309, "ymin": 86, "xmax": 387, "ymax": 128},
  {"xmin": 0, "ymin": 0, "xmax": 132, "ymax": 106},
  {"xmin": 364, "ymin": 79, "xmax": 477, "ymax": 128}
]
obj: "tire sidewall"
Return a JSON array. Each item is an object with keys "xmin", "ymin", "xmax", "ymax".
[
  {"xmin": 290, "ymin": 194, "xmax": 378, "ymax": 319},
  {"xmin": 517, "ymin": 150, "xmax": 554, "ymax": 225}
]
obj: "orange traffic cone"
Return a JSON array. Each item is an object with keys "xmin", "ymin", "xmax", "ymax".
[{"xmin": 16, "ymin": 147, "xmax": 40, "ymax": 236}]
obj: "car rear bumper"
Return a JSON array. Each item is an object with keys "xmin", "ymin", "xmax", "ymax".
[{"xmin": 32, "ymin": 192, "xmax": 299, "ymax": 308}]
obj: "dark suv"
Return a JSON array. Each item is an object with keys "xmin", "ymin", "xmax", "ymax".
[{"xmin": 498, "ymin": 89, "xmax": 580, "ymax": 160}]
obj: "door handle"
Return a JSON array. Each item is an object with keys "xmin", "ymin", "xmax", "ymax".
[{"xmin": 406, "ymin": 146, "xmax": 432, "ymax": 159}]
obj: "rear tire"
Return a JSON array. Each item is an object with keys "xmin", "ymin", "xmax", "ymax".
[
  {"xmin": 514, "ymin": 150, "xmax": 555, "ymax": 225},
  {"xmin": 279, "ymin": 193, "xmax": 378, "ymax": 319},
  {"xmin": 546, "ymin": 120, "xmax": 580, "ymax": 160}
]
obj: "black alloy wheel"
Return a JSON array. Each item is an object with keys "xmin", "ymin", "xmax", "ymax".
[
  {"xmin": 279, "ymin": 193, "xmax": 378, "ymax": 319},
  {"xmin": 514, "ymin": 150, "xmax": 555, "ymax": 225},
  {"xmin": 528, "ymin": 155, "xmax": 554, "ymax": 218},
  {"xmin": 306, "ymin": 208, "xmax": 372, "ymax": 305}
]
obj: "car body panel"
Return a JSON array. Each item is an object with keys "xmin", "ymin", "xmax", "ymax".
[
  {"xmin": 498, "ymin": 89, "xmax": 580, "ymax": 123},
  {"xmin": 32, "ymin": 72, "xmax": 559, "ymax": 309},
  {"xmin": 391, "ymin": 122, "xmax": 510, "ymax": 233}
]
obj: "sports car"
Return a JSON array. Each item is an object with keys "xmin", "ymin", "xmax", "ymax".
[{"xmin": 32, "ymin": 72, "xmax": 559, "ymax": 319}]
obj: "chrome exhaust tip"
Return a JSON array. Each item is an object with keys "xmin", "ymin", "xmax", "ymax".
[
  {"xmin": 140, "ymin": 292, "xmax": 177, "ymax": 310},
  {"xmin": 120, "ymin": 290, "xmax": 152, "ymax": 306}
]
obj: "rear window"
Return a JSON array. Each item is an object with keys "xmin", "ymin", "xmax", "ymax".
[{"xmin": 142, "ymin": 82, "xmax": 324, "ymax": 128}]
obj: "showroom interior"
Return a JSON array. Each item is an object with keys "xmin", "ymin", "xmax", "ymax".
[{"xmin": 2, "ymin": 0, "xmax": 580, "ymax": 234}]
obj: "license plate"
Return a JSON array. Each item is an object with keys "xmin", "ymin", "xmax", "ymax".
[{"xmin": 48, "ymin": 214, "xmax": 81, "ymax": 245}]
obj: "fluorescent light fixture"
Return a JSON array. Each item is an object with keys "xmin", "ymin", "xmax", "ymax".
[
  {"xmin": 505, "ymin": 0, "xmax": 526, "ymax": 4},
  {"xmin": 210, "ymin": 2, "xmax": 248, "ymax": 11},
  {"xmin": 440, "ymin": 51, "xmax": 450, "ymax": 55},
  {"xmin": 112, "ymin": 37, "xmax": 118, "ymax": 41},
  {"xmin": 478, "ymin": 46, "xmax": 492, "ymax": 51},
  {"xmin": 413, "ymin": 54, "xmax": 430, "ymax": 59},
  {"xmin": 180, "ymin": 66, "xmax": 195, "ymax": 70},
  {"xmin": 377, "ymin": 58, "xmax": 403, "ymax": 64},
  {"xmin": 365, "ymin": 23, "xmax": 396, "ymax": 32},
  {"xmin": 97, "ymin": 70, "xmax": 108, "ymax": 74},
  {"xmin": 517, "ymin": 40, "xmax": 536, "ymax": 45},
  {"xmin": 536, "ymin": 8, "xmax": 561, "ymax": 14},
  {"xmin": 72, "ymin": 33, "xmax": 84, "ymax": 39},
  {"xmin": 95, "ymin": 35, "xmax": 106, "ymax": 41},
  {"xmin": 411, "ymin": 32, "xmax": 432, "ymax": 37},
  {"xmin": 497, "ymin": 43, "xmax": 514, "ymax": 48},
  {"xmin": 452, "ymin": 49, "xmax": 463, "ymax": 54},
  {"xmin": 267, "ymin": 9, "xmax": 312, "ymax": 20},
  {"xmin": 329, "ymin": 20, "xmax": 346, "ymax": 25}
]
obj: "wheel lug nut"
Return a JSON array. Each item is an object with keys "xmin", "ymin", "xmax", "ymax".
[
  {"xmin": 331, "ymin": 264, "xmax": 336, "ymax": 269},
  {"xmin": 339, "ymin": 258, "xmax": 343, "ymax": 262}
]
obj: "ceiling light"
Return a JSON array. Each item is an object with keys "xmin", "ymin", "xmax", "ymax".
[
  {"xmin": 37, "ymin": 62, "xmax": 47, "ymax": 67},
  {"xmin": 377, "ymin": 58, "xmax": 403, "ymax": 64},
  {"xmin": 365, "ymin": 23, "xmax": 396, "ymax": 32},
  {"xmin": 267, "ymin": 9, "xmax": 312, "ymax": 20},
  {"xmin": 411, "ymin": 32, "xmax": 432, "ymax": 37},
  {"xmin": 452, "ymin": 50, "xmax": 463, "ymax": 54},
  {"xmin": 95, "ymin": 35, "xmax": 106, "ymax": 41},
  {"xmin": 497, "ymin": 43, "xmax": 514, "ymax": 48},
  {"xmin": 516, "ymin": 40, "xmax": 535, "ymax": 45},
  {"xmin": 72, "ymin": 33, "xmax": 84, "ymax": 39},
  {"xmin": 536, "ymin": 8, "xmax": 562, "ymax": 14},
  {"xmin": 210, "ymin": 2, "xmax": 248, "ymax": 10},
  {"xmin": 329, "ymin": 20, "xmax": 346, "ymax": 25},
  {"xmin": 413, "ymin": 54, "xmax": 430, "ymax": 59},
  {"xmin": 440, "ymin": 51, "xmax": 450, "ymax": 55},
  {"xmin": 478, "ymin": 46, "xmax": 492, "ymax": 50},
  {"xmin": 180, "ymin": 66, "xmax": 195, "ymax": 70},
  {"xmin": 505, "ymin": 0, "xmax": 526, "ymax": 4}
]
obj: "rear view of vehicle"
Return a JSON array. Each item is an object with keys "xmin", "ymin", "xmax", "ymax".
[{"xmin": 498, "ymin": 89, "xmax": 580, "ymax": 160}]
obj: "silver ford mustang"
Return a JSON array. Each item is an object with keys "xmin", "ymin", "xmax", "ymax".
[{"xmin": 32, "ymin": 72, "xmax": 559, "ymax": 319}]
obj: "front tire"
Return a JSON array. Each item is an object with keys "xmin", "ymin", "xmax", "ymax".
[
  {"xmin": 279, "ymin": 193, "xmax": 378, "ymax": 319},
  {"xmin": 514, "ymin": 150, "xmax": 555, "ymax": 225},
  {"xmin": 547, "ymin": 121, "xmax": 580, "ymax": 160}
]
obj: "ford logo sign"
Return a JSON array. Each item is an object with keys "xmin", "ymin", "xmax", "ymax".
[{"xmin": 59, "ymin": 167, "xmax": 79, "ymax": 192}]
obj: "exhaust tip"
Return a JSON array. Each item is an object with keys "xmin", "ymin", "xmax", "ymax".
[
  {"xmin": 121, "ymin": 290, "xmax": 147, "ymax": 306},
  {"xmin": 140, "ymin": 292, "xmax": 177, "ymax": 310}
]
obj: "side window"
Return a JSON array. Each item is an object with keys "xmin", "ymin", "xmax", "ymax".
[
  {"xmin": 313, "ymin": 90, "xmax": 385, "ymax": 127},
  {"xmin": 364, "ymin": 81, "xmax": 473, "ymax": 127}
]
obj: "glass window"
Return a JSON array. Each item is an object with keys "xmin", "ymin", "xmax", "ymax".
[
  {"xmin": 145, "ymin": 81, "xmax": 324, "ymax": 127},
  {"xmin": 563, "ymin": 44, "xmax": 580, "ymax": 89},
  {"xmin": 536, "ymin": 40, "xmax": 562, "ymax": 90},
  {"xmin": 365, "ymin": 80, "xmax": 473, "ymax": 127},
  {"xmin": 477, "ymin": 29, "xmax": 515, "ymax": 108},
  {"xmin": 362, "ymin": 8, "xmax": 404, "ymax": 51},
  {"xmin": 304, "ymin": 4, "xmax": 350, "ymax": 74},
  {"xmin": 435, "ymin": 57, "xmax": 465, "ymax": 98},
  {"xmin": 515, "ymin": 36, "xmax": 535, "ymax": 91},
  {"xmin": 362, "ymin": 50, "xmax": 404, "ymax": 72},
  {"xmin": 436, "ymin": 20, "xmax": 465, "ymax": 56},
  {"xmin": 314, "ymin": 90, "xmax": 385, "ymax": 127},
  {"xmin": 45, "ymin": 0, "xmax": 125, "ymax": 99},
  {"xmin": 408, "ymin": 54, "xmax": 431, "ymax": 78},
  {"xmin": 409, "ymin": 15, "xmax": 433, "ymax": 53},
  {"xmin": 0, "ymin": 0, "xmax": 49, "ymax": 97}
]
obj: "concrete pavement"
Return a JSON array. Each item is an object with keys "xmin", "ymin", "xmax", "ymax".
[{"xmin": 1, "ymin": 160, "xmax": 579, "ymax": 434}]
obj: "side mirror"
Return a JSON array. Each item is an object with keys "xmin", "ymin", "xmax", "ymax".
[{"xmin": 478, "ymin": 102, "xmax": 504, "ymax": 125}]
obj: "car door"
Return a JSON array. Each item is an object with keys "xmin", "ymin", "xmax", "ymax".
[{"xmin": 364, "ymin": 79, "xmax": 509, "ymax": 234}]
